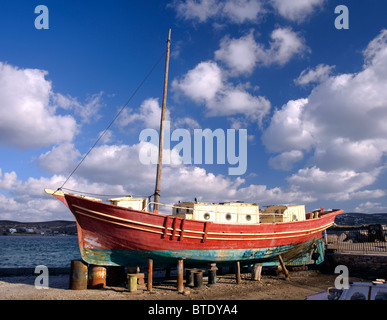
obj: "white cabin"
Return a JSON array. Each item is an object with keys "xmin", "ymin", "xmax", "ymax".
[
  {"xmin": 171, "ymin": 202, "xmax": 306, "ymax": 224},
  {"xmin": 260, "ymin": 205, "xmax": 306, "ymax": 223},
  {"xmin": 172, "ymin": 201, "xmax": 260, "ymax": 224},
  {"xmin": 108, "ymin": 196, "xmax": 148, "ymax": 211}
]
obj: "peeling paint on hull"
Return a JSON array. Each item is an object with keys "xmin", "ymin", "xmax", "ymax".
[{"xmin": 80, "ymin": 238, "xmax": 324, "ymax": 267}]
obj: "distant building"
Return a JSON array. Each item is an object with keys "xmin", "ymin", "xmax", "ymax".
[{"xmin": 8, "ymin": 228, "xmax": 17, "ymax": 234}]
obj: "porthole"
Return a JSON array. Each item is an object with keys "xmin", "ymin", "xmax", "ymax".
[
  {"xmin": 226, "ymin": 213, "xmax": 232, "ymax": 221},
  {"xmin": 204, "ymin": 213, "xmax": 211, "ymax": 220},
  {"xmin": 246, "ymin": 215, "xmax": 251, "ymax": 221}
]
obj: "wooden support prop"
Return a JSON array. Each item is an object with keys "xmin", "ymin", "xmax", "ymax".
[
  {"xmin": 278, "ymin": 255, "xmax": 290, "ymax": 280},
  {"xmin": 235, "ymin": 261, "xmax": 241, "ymax": 284},
  {"xmin": 177, "ymin": 258, "xmax": 184, "ymax": 293},
  {"xmin": 251, "ymin": 263, "xmax": 263, "ymax": 281},
  {"xmin": 208, "ymin": 263, "xmax": 218, "ymax": 285},
  {"xmin": 147, "ymin": 258, "xmax": 153, "ymax": 292}
]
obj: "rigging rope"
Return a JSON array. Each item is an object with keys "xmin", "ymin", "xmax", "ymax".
[{"xmin": 58, "ymin": 50, "xmax": 166, "ymax": 191}]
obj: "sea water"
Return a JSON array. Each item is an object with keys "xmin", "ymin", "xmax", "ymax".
[{"xmin": 0, "ymin": 235, "xmax": 81, "ymax": 268}]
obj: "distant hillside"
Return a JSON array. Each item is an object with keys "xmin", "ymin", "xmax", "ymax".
[
  {"xmin": 0, "ymin": 220, "xmax": 77, "ymax": 235},
  {"xmin": 334, "ymin": 212, "xmax": 387, "ymax": 226}
]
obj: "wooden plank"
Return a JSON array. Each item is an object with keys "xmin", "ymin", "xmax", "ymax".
[
  {"xmin": 162, "ymin": 215, "xmax": 169, "ymax": 239},
  {"xmin": 171, "ymin": 217, "xmax": 177, "ymax": 240},
  {"xmin": 179, "ymin": 219, "xmax": 185, "ymax": 241},
  {"xmin": 251, "ymin": 263, "xmax": 262, "ymax": 281},
  {"xmin": 235, "ymin": 261, "xmax": 241, "ymax": 284},
  {"xmin": 278, "ymin": 254, "xmax": 290, "ymax": 280},
  {"xmin": 202, "ymin": 221, "xmax": 209, "ymax": 243}
]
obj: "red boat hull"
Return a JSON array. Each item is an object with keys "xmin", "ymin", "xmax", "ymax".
[{"xmin": 53, "ymin": 193, "xmax": 342, "ymax": 267}]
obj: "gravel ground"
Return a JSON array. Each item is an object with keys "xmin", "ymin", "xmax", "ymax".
[{"xmin": 0, "ymin": 268, "xmax": 366, "ymax": 301}]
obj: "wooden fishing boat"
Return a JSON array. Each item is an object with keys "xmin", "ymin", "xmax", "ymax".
[
  {"xmin": 45, "ymin": 188, "xmax": 342, "ymax": 267},
  {"xmin": 45, "ymin": 29, "xmax": 343, "ymax": 268}
]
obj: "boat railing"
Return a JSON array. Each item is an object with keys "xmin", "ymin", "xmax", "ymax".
[{"xmin": 146, "ymin": 202, "xmax": 220, "ymax": 215}]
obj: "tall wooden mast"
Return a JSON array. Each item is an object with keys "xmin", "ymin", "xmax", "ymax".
[{"xmin": 153, "ymin": 28, "xmax": 171, "ymax": 213}]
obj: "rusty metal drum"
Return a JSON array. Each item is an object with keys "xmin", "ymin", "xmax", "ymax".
[
  {"xmin": 88, "ymin": 265, "xmax": 107, "ymax": 289},
  {"xmin": 69, "ymin": 260, "xmax": 88, "ymax": 290}
]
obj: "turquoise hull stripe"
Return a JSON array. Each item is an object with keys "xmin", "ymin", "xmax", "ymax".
[{"xmin": 80, "ymin": 239, "xmax": 324, "ymax": 267}]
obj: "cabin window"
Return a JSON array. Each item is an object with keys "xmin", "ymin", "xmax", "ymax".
[
  {"xmin": 292, "ymin": 214, "xmax": 298, "ymax": 221},
  {"xmin": 186, "ymin": 209, "xmax": 189, "ymax": 213},
  {"xmin": 225, "ymin": 213, "xmax": 232, "ymax": 221},
  {"xmin": 204, "ymin": 213, "xmax": 211, "ymax": 220},
  {"xmin": 275, "ymin": 210, "xmax": 279, "ymax": 214},
  {"xmin": 176, "ymin": 208, "xmax": 180, "ymax": 214},
  {"xmin": 246, "ymin": 215, "xmax": 251, "ymax": 221}
]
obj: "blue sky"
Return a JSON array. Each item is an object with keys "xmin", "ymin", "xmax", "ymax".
[{"xmin": 1, "ymin": 0, "xmax": 387, "ymax": 221}]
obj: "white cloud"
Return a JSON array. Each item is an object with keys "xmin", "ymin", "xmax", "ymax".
[
  {"xmin": 53, "ymin": 91, "xmax": 104, "ymax": 124},
  {"xmin": 265, "ymin": 28, "xmax": 309, "ymax": 66},
  {"xmin": 118, "ymin": 98, "xmax": 170, "ymax": 130},
  {"xmin": 0, "ymin": 62, "xmax": 77, "ymax": 149},
  {"xmin": 354, "ymin": 201, "xmax": 387, "ymax": 213},
  {"xmin": 270, "ymin": 0, "xmax": 325, "ymax": 22},
  {"xmin": 0, "ymin": 169, "xmax": 20, "ymax": 190},
  {"xmin": 215, "ymin": 28, "xmax": 308, "ymax": 74},
  {"xmin": 262, "ymin": 30, "xmax": 387, "ymax": 202},
  {"xmin": 173, "ymin": 0, "xmax": 222, "ymax": 22},
  {"xmin": 207, "ymin": 86, "xmax": 271, "ymax": 125},
  {"xmin": 172, "ymin": 62, "xmax": 223, "ymax": 103},
  {"xmin": 222, "ymin": 0, "xmax": 265, "ymax": 23},
  {"xmin": 172, "ymin": 0, "xmax": 264, "ymax": 23},
  {"xmin": 215, "ymin": 31, "xmax": 260, "ymax": 75},
  {"xmin": 172, "ymin": 61, "xmax": 271, "ymax": 124},
  {"xmin": 37, "ymin": 143, "xmax": 81, "ymax": 174},
  {"xmin": 262, "ymin": 98, "xmax": 314, "ymax": 152},
  {"xmin": 295, "ymin": 64, "xmax": 335, "ymax": 86},
  {"xmin": 173, "ymin": 117, "xmax": 200, "ymax": 130},
  {"xmin": 310, "ymin": 138, "xmax": 386, "ymax": 171},
  {"xmin": 269, "ymin": 150, "xmax": 304, "ymax": 171},
  {"xmin": 287, "ymin": 166, "xmax": 383, "ymax": 201}
]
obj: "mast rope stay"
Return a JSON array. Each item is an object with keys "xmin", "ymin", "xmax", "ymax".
[{"xmin": 56, "ymin": 50, "xmax": 167, "ymax": 193}]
